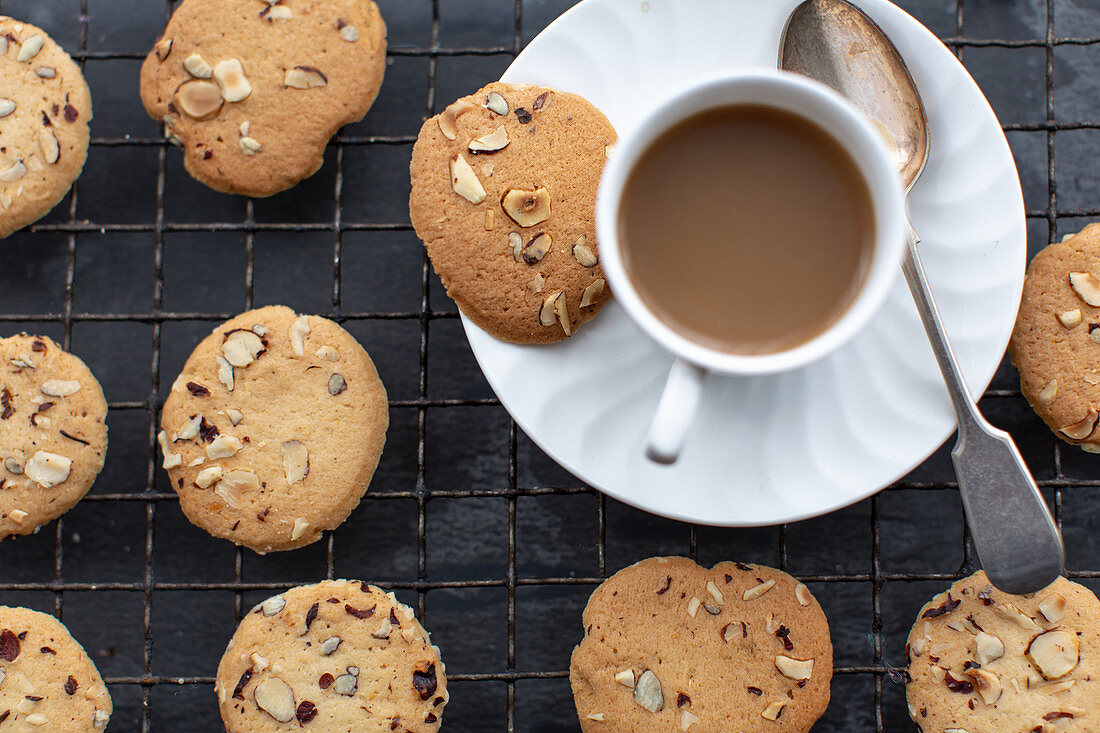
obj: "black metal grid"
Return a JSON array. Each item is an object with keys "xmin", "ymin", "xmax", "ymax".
[{"xmin": 0, "ymin": 0, "xmax": 1098, "ymax": 730}]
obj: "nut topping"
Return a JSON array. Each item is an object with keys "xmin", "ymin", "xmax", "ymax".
[
  {"xmin": 743, "ymin": 579, "xmax": 776, "ymax": 601},
  {"xmin": 633, "ymin": 670, "xmax": 663, "ymax": 713},
  {"xmin": 680, "ymin": 710, "xmax": 700, "ymax": 730},
  {"xmin": 974, "ymin": 631, "xmax": 1004, "ymax": 665},
  {"xmin": 509, "ymin": 232, "xmax": 523, "ymax": 261},
  {"xmin": 223, "ymin": 329, "xmax": 266, "ymax": 367},
  {"xmin": 155, "ymin": 38, "xmax": 173, "ymax": 62},
  {"xmin": 24, "ymin": 451, "xmax": 71, "ymax": 488},
  {"xmin": 240, "ymin": 137, "xmax": 262, "ymax": 155},
  {"xmin": 227, "ymin": 408, "xmax": 244, "ymax": 425},
  {"xmin": 333, "ymin": 669, "xmax": 358, "ymax": 696},
  {"xmin": 261, "ymin": 595, "xmax": 286, "ymax": 616},
  {"xmin": 965, "ymin": 668, "xmax": 1002, "ymax": 705},
  {"xmin": 217, "ymin": 355, "xmax": 235, "ymax": 392},
  {"xmin": 289, "ymin": 316, "xmax": 311, "ymax": 356},
  {"xmin": 1058, "ymin": 309, "xmax": 1082, "ymax": 329},
  {"xmin": 530, "ymin": 273, "xmax": 546, "ymax": 294},
  {"xmin": 206, "ymin": 434, "xmax": 243, "ymax": 460},
  {"xmin": 4, "ymin": 458, "xmax": 23, "ymax": 475},
  {"xmin": 0, "ymin": 99, "xmax": 15, "ymax": 118},
  {"xmin": 285, "ymin": 66, "xmax": 328, "ymax": 89},
  {"xmin": 468, "ymin": 125, "xmax": 510, "ymax": 154},
  {"xmin": 775, "ymin": 655, "xmax": 813, "ymax": 680},
  {"xmin": 328, "ymin": 374, "xmax": 347, "ymax": 395},
  {"xmin": 281, "ymin": 440, "xmax": 309, "ymax": 484},
  {"xmin": 554, "ymin": 290, "xmax": 572, "ymax": 335},
  {"xmin": 1026, "ymin": 630, "xmax": 1080, "ymax": 679},
  {"xmin": 794, "ymin": 583, "xmax": 812, "ymax": 606},
  {"xmin": 1038, "ymin": 593, "xmax": 1066, "ymax": 623},
  {"xmin": 36, "ymin": 66, "xmax": 56, "ymax": 79},
  {"xmin": 706, "ymin": 581, "xmax": 724, "ymax": 604},
  {"xmin": 522, "ymin": 232, "xmax": 552, "ymax": 264},
  {"xmin": 1038, "ymin": 380, "xmax": 1058, "ymax": 405},
  {"xmin": 214, "ymin": 470, "xmax": 259, "ymax": 508},
  {"xmin": 183, "ymin": 53, "xmax": 213, "ymax": 79},
  {"xmin": 254, "ymin": 677, "xmax": 296, "ymax": 722},
  {"xmin": 686, "ymin": 596, "xmax": 701, "ymax": 618},
  {"xmin": 341, "ymin": 25, "xmax": 360, "ymax": 42},
  {"xmin": 194, "ymin": 466, "xmax": 223, "ymax": 489},
  {"xmin": 173, "ymin": 80, "xmax": 224, "ymax": 120},
  {"xmin": 315, "ymin": 345, "xmax": 339, "ymax": 361},
  {"xmin": 38, "ymin": 129, "xmax": 60, "ymax": 165},
  {"xmin": 761, "ymin": 701, "xmax": 787, "ymax": 721},
  {"xmin": 572, "ymin": 236, "xmax": 598, "ymax": 267},
  {"xmin": 449, "ymin": 154, "xmax": 486, "ymax": 204},
  {"xmin": 320, "ymin": 636, "xmax": 342, "ymax": 655},
  {"xmin": 17, "ymin": 35, "xmax": 44, "ymax": 63},
  {"xmin": 177, "ymin": 415, "xmax": 202, "ymax": 441},
  {"xmin": 40, "ymin": 379, "xmax": 81, "ymax": 397},
  {"xmin": 1058, "ymin": 410, "xmax": 1098, "ymax": 441},
  {"xmin": 158, "ymin": 431, "xmax": 182, "ymax": 469},
  {"xmin": 292, "ymin": 517, "xmax": 309, "ymax": 540},
  {"xmin": 485, "ymin": 92, "xmax": 509, "ymax": 116},
  {"xmin": 614, "ymin": 669, "xmax": 635, "ymax": 688},
  {"xmin": 0, "ymin": 161, "xmax": 27, "ymax": 183},
  {"xmin": 502, "ymin": 187, "xmax": 551, "ymax": 227},
  {"xmin": 214, "ymin": 59, "xmax": 252, "ymax": 103},
  {"xmin": 1070, "ymin": 272, "xmax": 1100, "ymax": 306},
  {"xmin": 580, "ymin": 279, "xmax": 605, "ymax": 308},
  {"xmin": 437, "ymin": 99, "xmax": 478, "ymax": 141}
]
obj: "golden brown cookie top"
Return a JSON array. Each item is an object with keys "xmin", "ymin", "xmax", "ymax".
[
  {"xmin": 0, "ymin": 334, "xmax": 108, "ymax": 540},
  {"xmin": 0, "ymin": 16, "xmax": 93, "ymax": 239},
  {"xmin": 570, "ymin": 556, "xmax": 832, "ymax": 732},
  {"xmin": 410, "ymin": 82, "xmax": 616, "ymax": 344},
  {"xmin": 215, "ymin": 580, "xmax": 447, "ymax": 732},
  {"xmin": 906, "ymin": 571, "xmax": 1100, "ymax": 732},
  {"xmin": 1010, "ymin": 223, "xmax": 1100, "ymax": 449},
  {"xmin": 158, "ymin": 305, "xmax": 388, "ymax": 553},
  {"xmin": 139, "ymin": 0, "xmax": 386, "ymax": 197}
]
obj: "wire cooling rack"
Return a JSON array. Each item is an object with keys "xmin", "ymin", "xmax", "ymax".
[{"xmin": 0, "ymin": 0, "xmax": 1098, "ymax": 730}]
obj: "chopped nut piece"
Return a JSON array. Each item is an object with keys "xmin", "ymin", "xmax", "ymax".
[
  {"xmin": 173, "ymin": 80, "xmax": 223, "ymax": 120},
  {"xmin": 1058, "ymin": 309, "xmax": 1083, "ymax": 329},
  {"xmin": 686, "ymin": 596, "xmax": 701, "ymax": 618},
  {"xmin": 633, "ymin": 670, "xmax": 663, "ymax": 713},
  {"xmin": 40, "ymin": 379, "xmax": 81, "ymax": 397},
  {"xmin": 9, "ymin": 509, "xmax": 28, "ymax": 525},
  {"xmin": 227, "ymin": 408, "xmax": 244, "ymax": 426},
  {"xmin": 158, "ymin": 431, "xmax": 182, "ymax": 469},
  {"xmin": 328, "ymin": 374, "xmax": 347, "ymax": 395},
  {"xmin": 775, "ymin": 655, "xmax": 813, "ymax": 680},
  {"xmin": 703, "ymin": 601, "xmax": 721, "ymax": 615},
  {"xmin": 195, "ymin": 466, "xmax": 223, "ymax": 489},
  {"xmin": 292, "ymin": 517, "xmax": 309, "ymax": 541},
  {"xmin": 469, "ymin": 125, "xmax": 510, "ymax": 154},
  {"xmin": 572, "ymin": 236, "xmax": 599, "ymax": 267},
  {"xmin": 261, "ymin": 595, "xmax": 286, "ymax": 616},
  {"xmin": 502, "ymin": 187, "xmax": 551, "ymax": 227},
  {"xmin": 449, "ymin": 154, "xmax": 486, "ymax": 204},
  {"xmin": 240, "ymin": 137, "xmax": 262, "ymax": 155},
  {"xmin": 761, "ymin": 701, "xmax": 787, "ymax": 721},
  {"xmin": 320, "ymin": 636, "xmax": 342, "ymax": 655},
  {"xmin": 1040, "ymin": 679, "xmax": 1076, "ymax": 694},
  {"xmin": 1026, "ymin": 630, "xmax": 1079, "ymax": 679},
  {"xmin": 4, "ymin": 458, "xmax": 23, "ymax": 475},
  {"xmin": 522, "ymin": 232, "xmax": 552, "ymax": 264},
  {"xmin": 341, "ymin": 25, "xmax": 360, "ymax": 42},
  {"xmin": 281, "ymin": 440, "xmax": 309, "ymax": 485},
  {"xmin": 17, "ymin": 35, "xmax": 44, "ymax": 62},
  {"xmin": 539, "ymin": 292, "xmax": 561, "ymax": 327},
  {"xmin": 254, "ymin": 677, "xmax": 296, "ymax": 722},
  {"xmin": 25, "ymin": 713, "xmax": 48, "ymax": 726},
  {"xmin": 485, "ymin": 210, "xmax": 495, "ymax": 230},
  {"xmin": 214, "ymin": 59, "xmax": 252, "ymax": 103},
  {"xmin": 555, "ymin": 291, "xmax": 572, "ymax": 335},
  {"xmin": 155, "ymin": 37, "xmax": 173, "ymax": 62},
  {"xmin": 217, "ymin": 355, "xmax": 235, "ymax": 392},
  {"xmin": 289, "ymin": 316, "xmax": 311, "ymax": 356},
  {"xmin": 965, "ymin": 668, "xmax": 1002, "ymax": 705},
  {"xmin": 580, "ymin": 279, "xmax": 606, "ymax": 308},
  {"xmin": 586, "ymin": 713, "xmax": 605, "ymax": 722},
  {"xmin": 371, "ymin": 616, "xmax": 392, "ymax": 639},
  {"xmin": 438, "ymin": 99, "xmax": 479, "ymax": 140},
  {"xmin": 794, "ymin": 583, "xmax": 812, "ymax": 606},
  {"xmin": 214, "ymin": 470, "xmax": 259, "ymax": 508},
  {"xmin": 223, "ymin": 329, "xmax": 266, "ymax": 367},
  {"xmin": 530, "ymin": 273, "xmax": 546, "ymax": 294},
  {"xmin": 177, "ymin": 415, "xmax": 202, "ymax": 441},
  {"xmin": 614, "ymin": 669, "xmax": 635, "ymax": 689},
  {"xmin": 1038, "ymin": 593, "xmax": 1066, "ymax": 623},
  {"xmin": 680, "ymin": 710, "xmax": 700, "ymax": 730},
  {"xmin": 509, "ymin": 231, "xmax": 523, "ymax": 261},
  {"xmin": 1038, "ymin": 380, "xmax": 1058, "ymax": 405},
  {"xmin": 183, "ymin": 53, "xmax": 213, "ymax": 79},
  {"xmin": 315, "ymin": 345, "xmax": 340, "ymax": 361},
  {"xmin": 285, "ymin": 66, "xmax": 328, "ymax": 89},
  {"xmin": 706, "ymin": 581, "xmax": 724, "ymax": 604},
  {"xmin": 743, "ymin": 579, "xmax": 776, "ymax": 601},
  {"xmin": 485, "ymin": 92, "xmax": 509, "ymax": 116},
  {"xmin": 974, "ymin": 631, "xmax": 1005, "ymax": 665},
  {"xmin": 0, "ymin": 99, "xmax": 15, "ymax": 118},
  {"xmin": 0, "ymin": 161, "xmax": 27, "ymax": 183},
  {"xmin": 1058, "ymin": 410, "xmax": 1098, "ymax": 441},
  {"xmin": 38, "ymin": 130, "xmax": 59, "ymax": 165},
  {"xmin": 1070, "ymin": 272, "xmax": 1100, "ymax": 306},
  {"xmin": 207, "ymin": 434, "xmax": 243, "ymax": 460},
  {"xmin": 333, "ymin": 670, "xmax": 358, "ymax": 696},
  {"xmin": 35, "ymin": 66, "xmax": 56, "ymax": 79}
]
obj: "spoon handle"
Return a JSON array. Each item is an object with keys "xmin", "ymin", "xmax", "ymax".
[{"xmin": 902, "ymin": 220, "xmax": 1064, "ymax": 594}]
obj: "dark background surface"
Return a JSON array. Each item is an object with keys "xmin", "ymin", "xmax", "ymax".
[{"xmin": 0, "ymin": 0, "xmax": 1098, "ymax": 730}]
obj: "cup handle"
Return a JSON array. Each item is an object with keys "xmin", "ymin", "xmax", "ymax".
[{"xmin": 645, "ymin": 359, "xmax": 707, "ymax": 465}]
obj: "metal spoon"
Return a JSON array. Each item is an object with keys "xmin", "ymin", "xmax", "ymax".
[{"xmin": 780, "ymin": 0, "xmax": 1063, "ymax": 594}]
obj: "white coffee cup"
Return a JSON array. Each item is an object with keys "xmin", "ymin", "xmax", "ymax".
[{"xmin": 596, "ymin": 70, "xmax": 907, "ymax": 464}]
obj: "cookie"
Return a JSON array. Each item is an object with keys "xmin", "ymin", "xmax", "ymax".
[
  {"xmin": 569, "ymin": 557, "xmax": 833, "ymax": 732},
  {"xmin": 905, "ymin": 571, "xmax": 1099, "ymax": 732},
  {"xmin": 1009, "ymin": 223, "xmax": 1100, "ymax": 451},
  {"xmin": 0, "ymin": 17, "xmax": 93, "ymax": 239},
  {"xmin": 139, "ymin": 0, "xmax": 386, "ymax": 197},
  {"xmin": 0, "ymin": 334, "xmax": 108, "ymax": 540},
  {"xmin": 0, "ymin": 605, "xmax": 113, "ymax": 730},
  {"xmin": 409, "ymin": 82, "xmax": 616, "ymax": 344},
  {"xmin": 215, "ymin": 580, "xmax": 448, "ymax": 731},
  {"xmin": 157, "ymin": 306, "xmax": 388, "ymax": 553}
]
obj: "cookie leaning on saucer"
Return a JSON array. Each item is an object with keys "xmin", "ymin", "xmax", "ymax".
[
  {"xmin": 569, "ymin": 556, "xmax": 832, "ymax": 732},
  {"xmin": 158, "ymin": 305, "xmax": 388, "ymax": 553},
  {"xmin": 410, "ymin": 82, "xmax": 616, "ymax": 344},
  {"xmin": 905, "ymin": 571, "xmax": 1099, "ymax": 732},
  {"xmin": 0, "ymin": 605, "xmax": 113, "ymax": 730},
  {"xmin": 0, "ymin": 16, "xmax": 93, "ymax": 239},
  {"xmin": 139, "ymin": 0, "xmax": 386, "ymax": 197},
  {"xmin": 215, "ymin": 580, "xmax": 448, "ymax": 731},
  {"xmin": 0, "ymin": 334, "xmax": 108, "ymax": 540},
  {"xmin": 1010, "ymin": 223, "xmax": 1100, "ymax": 450}
]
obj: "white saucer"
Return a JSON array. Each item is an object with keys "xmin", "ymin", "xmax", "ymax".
[{"xmin": 461, "ymin": 0, "xmax": 1026, "ymax": 526}]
